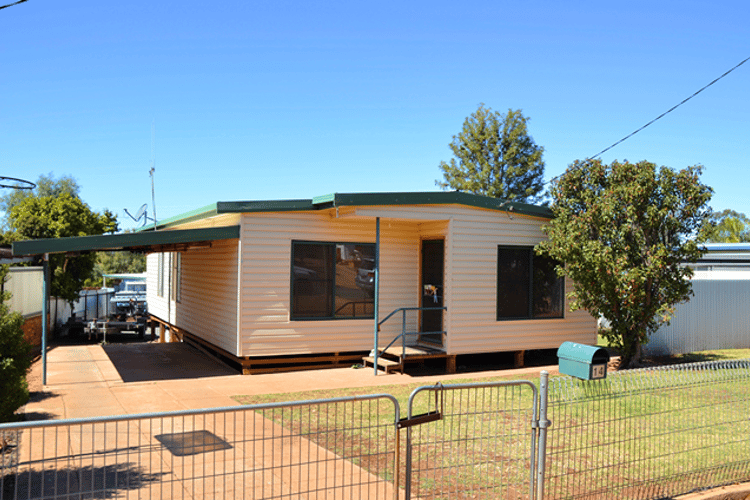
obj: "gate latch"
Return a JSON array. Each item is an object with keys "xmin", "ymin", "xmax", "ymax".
[{"xmin": 397, "ymin": 383, "xmax": 443, "ymax": 429}]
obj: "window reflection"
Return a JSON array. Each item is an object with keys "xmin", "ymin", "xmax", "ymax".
[{"xmin": 292, "ymin": 242, "xmax": 375, "ymax": 320}]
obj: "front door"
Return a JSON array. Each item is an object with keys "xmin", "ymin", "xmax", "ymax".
[{"xmin": 420, "ymin": 239, "xmax": 444, "ymax": 346}]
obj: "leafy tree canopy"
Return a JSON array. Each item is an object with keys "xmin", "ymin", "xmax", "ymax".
[
  {"xmin": 538, "ymin": 159, "xmax": 713, "ymax": 368},
  {"xmin": 702, "ymin": 209, "xmax": 750, "ymax": 243},
  {"xmin": 85, "ymin": 250, "xmax": 146, "ymax": 288},
  {"xmin": 8, "ymin": 176, "xmax": 118, "ymax": 303},
  {"xmin": 436, "ymin": 104, "xmax": 546, "ymax": 204},
  {"xmin": 0, "ymin": 173, "xmax": 80, "ymax": 230}
]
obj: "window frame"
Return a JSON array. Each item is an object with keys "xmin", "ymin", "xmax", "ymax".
[
  {"xmin": 157, "ymin": 253, "xmax": 165, "ymax": 297},
  {"xmin": 496, "ymin": 245, "xmax": 564, "ymax": 321},
  {"xmin": 171, "ymin": 252, "xmax": 181, "ymax": 303},
  {"xmin": 290, "ymin": 240, "xmax": 376, "ymax": 321}
]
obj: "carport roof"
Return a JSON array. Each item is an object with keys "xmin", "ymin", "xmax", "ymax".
[{"xmin": 12, "ymin": 225, "xmax": 240, "ymax": 257}]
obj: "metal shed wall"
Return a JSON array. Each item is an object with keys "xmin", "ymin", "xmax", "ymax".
[{"xmin": 644, "ymin": 279, "xmax": 750, "ymax": 356}]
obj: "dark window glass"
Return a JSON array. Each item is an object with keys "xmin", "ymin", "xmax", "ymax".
[
  {"xmin": 497, "ymin": 247, "xmax": 530, "ymax": 319},
  {"xmin": 291, "ymin": 242, "xmax": 375, "ymax": 320},
  {"xmin": 532, "ymin": 254, "xmax": 564, "ymax": 318},
  {"xmin": 292, "ymin": 243, "xmax": 334, "ymax": 318},
  {"xmin": 335, "ymin": 244, "xmax": 376, "ymax": 318},
  {"xmin": 497, "ymin": 246, "xmax": 564, "ymax": 320}
]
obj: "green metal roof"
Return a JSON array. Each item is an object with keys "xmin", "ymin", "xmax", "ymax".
[
  {"xmin": 12, "ymin": 225, "xmax": 240, "ymax": 257},
  {"xmin": 136, "ymin": 203, "xmax": 220, "ymax": 232},
  {"xmin": 145, "ymin": 191, "xmax": 551, "ymax": 231},
  {"xmin": 308, "ymin": 192, "xmax": 552, "ymax": 217}
]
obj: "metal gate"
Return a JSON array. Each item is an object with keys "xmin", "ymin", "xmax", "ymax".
[
  {"xmin": 1, "ymin": 395, "xmax": 401, "ymax": 500},
  {"xmin": 402, "ymin": 377, "xmax": 549, "ymax": 500}
]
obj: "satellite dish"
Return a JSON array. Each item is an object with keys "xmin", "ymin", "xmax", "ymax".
[
  {"xmin": 134, "ymin": 204, "xmax": 147, "ymax": 221},
  {"xmin": 124, "ymin": 204, "xmax": 150, "ymax": 227}
]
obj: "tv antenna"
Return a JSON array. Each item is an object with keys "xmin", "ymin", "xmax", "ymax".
[
  {"xmin": 124, "ymin": 203, "xmax": 154, "ymax": 227},
  {"xmin": 149, "ymin": 121, "xmax": 157, "ymax": 230}
]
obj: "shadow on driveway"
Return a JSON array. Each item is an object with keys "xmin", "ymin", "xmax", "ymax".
[{"xmin": 103, "ymin": 342, "xmax": 239, "ymax": 383}]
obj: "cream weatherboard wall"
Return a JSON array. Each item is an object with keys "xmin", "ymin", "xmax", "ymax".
[
  {"xmin": 352, "ymin": 204, "xmax": 597, "ymax": 355},
  {"xmin": 146, "ymin": 202, "xmax": 596, "ymax": 360},
  {"xmin": 146, "ymin": 238, "xmax": 240, "ymax": 356},
  {"xmin": 237, "ymin": 211, "xmax": 423, "ymax": 357}
]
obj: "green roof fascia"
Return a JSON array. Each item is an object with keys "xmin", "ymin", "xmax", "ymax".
[
  {"xmin": 137, "ymin": 203, "xmax": 219, "ymax": 231},
  {"xmin": 312, "ymin": 191, "xmax": 553, "ymax": 219},
  {"xmin": 12, "ymin": 225, "xmax": 240, "ymax": 257},
  {"xmin": 216, "ymin": 199, "xmax": 317, "ymax": 213}
]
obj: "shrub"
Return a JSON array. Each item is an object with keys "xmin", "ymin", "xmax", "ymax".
[{"xmin": 0, "ymin": 268, "xmax": 31, "ymax": 422}]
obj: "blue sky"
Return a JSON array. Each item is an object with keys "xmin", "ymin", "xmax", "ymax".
[{"xmin": 1, "ymin": 0, "xmax": 748, "ymax": 231}]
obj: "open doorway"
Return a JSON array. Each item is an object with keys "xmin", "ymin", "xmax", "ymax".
[{"xmin": 420, "ymin": 239, "xmax": 444, "ymax": 347}]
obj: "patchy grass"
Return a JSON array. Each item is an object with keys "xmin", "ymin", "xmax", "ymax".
[
  {"xmin": 233, "ymin": 372, "xmax": 534, "ymax": 410},
  {"xmin": 232, "ymin": 349, "xmax": 750, "ymax": 498}
]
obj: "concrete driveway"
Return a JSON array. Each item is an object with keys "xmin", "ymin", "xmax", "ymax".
[{"xmin": 24, "ymin": 342, "xmax": 558, "ymax": 419}]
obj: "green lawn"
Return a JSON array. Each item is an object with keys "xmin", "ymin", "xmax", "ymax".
[{"xmin": 232, "ymin": 349, "xmax": 750, "ymax": 499}]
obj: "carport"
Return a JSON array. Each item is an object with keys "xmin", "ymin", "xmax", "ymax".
[{"xmin": 11, "ymin": 225, "xmax": 240, "ymax": 385}]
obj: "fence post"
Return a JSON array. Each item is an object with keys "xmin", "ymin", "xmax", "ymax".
[{"xmin": 536, "ymin": 370, "xmax": 550, "ymax": 500}]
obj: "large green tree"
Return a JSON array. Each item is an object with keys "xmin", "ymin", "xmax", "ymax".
[
  {"xmin": 436, "ymin": 104, "xmax": 546, "ymax": 204},
  {"xmin": 538, "ymin": 159, "xmax": 713, "ymax": 368},
  {"xmin": 9, "ymin": 189, "xmax": 118, "ymax": 304},
  {"xmin": 703, "ymin": 209, "xmax": 750, "ymax": 243}
]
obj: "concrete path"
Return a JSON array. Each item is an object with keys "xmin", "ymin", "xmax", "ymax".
[
  {"xmin": 25, "ymin": 342, "xmax": 556, "ymax": 419},
  {"xmin": 9, "ymin": 343, "xmax": 554, "ymax": 499}
]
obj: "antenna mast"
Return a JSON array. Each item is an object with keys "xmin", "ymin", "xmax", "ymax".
[{"xmin": 149, "ymin": 121, "xmax": 157, "ymax": 230}]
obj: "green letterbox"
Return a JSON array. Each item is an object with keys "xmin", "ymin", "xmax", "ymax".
[{"xmin": 557, "ymin": 342, "xmax": 610, "ymax": 380}]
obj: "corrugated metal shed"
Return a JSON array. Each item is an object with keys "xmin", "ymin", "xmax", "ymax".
[{"xmin": 645, "ymin": 243, "xmax": 750, "ymax": 356}]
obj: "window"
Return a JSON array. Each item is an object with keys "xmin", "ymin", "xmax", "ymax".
[
  {"xmin": 171, "ymin": 252, "xmax": 181, "ymax": 302},
  {"xmin": 157, "ymin": 253, "xmax": 165, "ymax": 297},
  {"xmin": 497, "ymin": 246, "xmax": 564, "ymax": 320},
  {"xmin": 291, "ymin": 241, "xmax": 376, "ymax": 320}
]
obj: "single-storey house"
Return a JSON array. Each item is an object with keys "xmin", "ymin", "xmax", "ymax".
[{"xmin": 140, "ymin": 191, "xmax": 597, "ymax": 372}]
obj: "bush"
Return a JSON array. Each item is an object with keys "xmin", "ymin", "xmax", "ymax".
[{"xmin": 0, "ymin": 276, "xmax": 31, "ymax": 422}]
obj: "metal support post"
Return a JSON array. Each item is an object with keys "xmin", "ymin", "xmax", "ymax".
[
  {"xmin": 373, "ymin": 217, "xmax": 380, "ymax": 375},
  {"xmin": 536, "ymin": 370, "xmax": 550, "ymax": 500},
  {"xmin": 42, "ymin": 253, "xmax": 50, "ymax": 386}
]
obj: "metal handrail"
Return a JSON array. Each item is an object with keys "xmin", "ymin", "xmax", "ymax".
[
  {"xmin": 334, "ymin": 300, "xmax": 374, "ymax": 317},
  {"xmin": 377, "ymin": 306, "xmax": 447, "ymax": 363}
]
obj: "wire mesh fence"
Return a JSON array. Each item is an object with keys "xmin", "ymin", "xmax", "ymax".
[
  {"xmin": 405, "ymin": 381, "xmax": 540, "ymax": 500},
  {"xmin": 545, "ymin": 359, "xmax": 750, "ymax": 500},
  {"xmin": 1, "ymin": 395, "xmax": 400, "ymax": 500},
  {"xmin": 4, "ymin": 360, "xmax": 750, "ymax": 499}
]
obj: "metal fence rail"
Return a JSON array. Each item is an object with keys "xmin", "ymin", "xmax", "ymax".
[
  {"xmin": 405, "ymin": 381, "xmax": 541, "ymax": 500},
  {"xmin": 545, "ymin": 359, "xmax": 750, "ymax": 500},
  {"xmin": 4, "ymin": 361, "xmax": 750, "ymax": 499},
  {"xmin": 1, "ymin": 395, "xmax": 400, "ymax": 500}
]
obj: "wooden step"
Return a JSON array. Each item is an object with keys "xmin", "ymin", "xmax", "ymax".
[{"xmin": 362, "ymin": 356, "xmax": 402, "ymax": 374}]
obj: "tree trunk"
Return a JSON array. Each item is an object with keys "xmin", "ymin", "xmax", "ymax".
[{"xmin": 618, "ymin": 342, "xmax": 643, "ymax": 369}]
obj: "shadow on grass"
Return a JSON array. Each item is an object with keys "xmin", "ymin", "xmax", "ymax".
[
  {"xmin": 645, "ymin": 351, "xmax": 746, "ymax": 366},
  {"xmin": 2, "ymin": 462, "xmax": 168, "ymax": 499}
]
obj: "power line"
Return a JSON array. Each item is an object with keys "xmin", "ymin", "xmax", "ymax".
[
  {"xmin": 0, "ymin": 0, "xmax": 28, "ymax": 10},
  {"xmin": 587, "ymin": 54, "xmax": 750, "ymax": 160}
]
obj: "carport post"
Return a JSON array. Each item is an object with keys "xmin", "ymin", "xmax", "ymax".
[
  {"xmin": 373, "ymin": 217, "xmax": 380, "ymax": 376},
  {"xmin": 42, "ymin": 253, "xmax": 49, "ymax": 385}
]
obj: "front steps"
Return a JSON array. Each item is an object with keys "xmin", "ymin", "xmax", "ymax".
[{"xmin": 363, "ymin": 345, "xmax": 451, "ymax": 374}]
